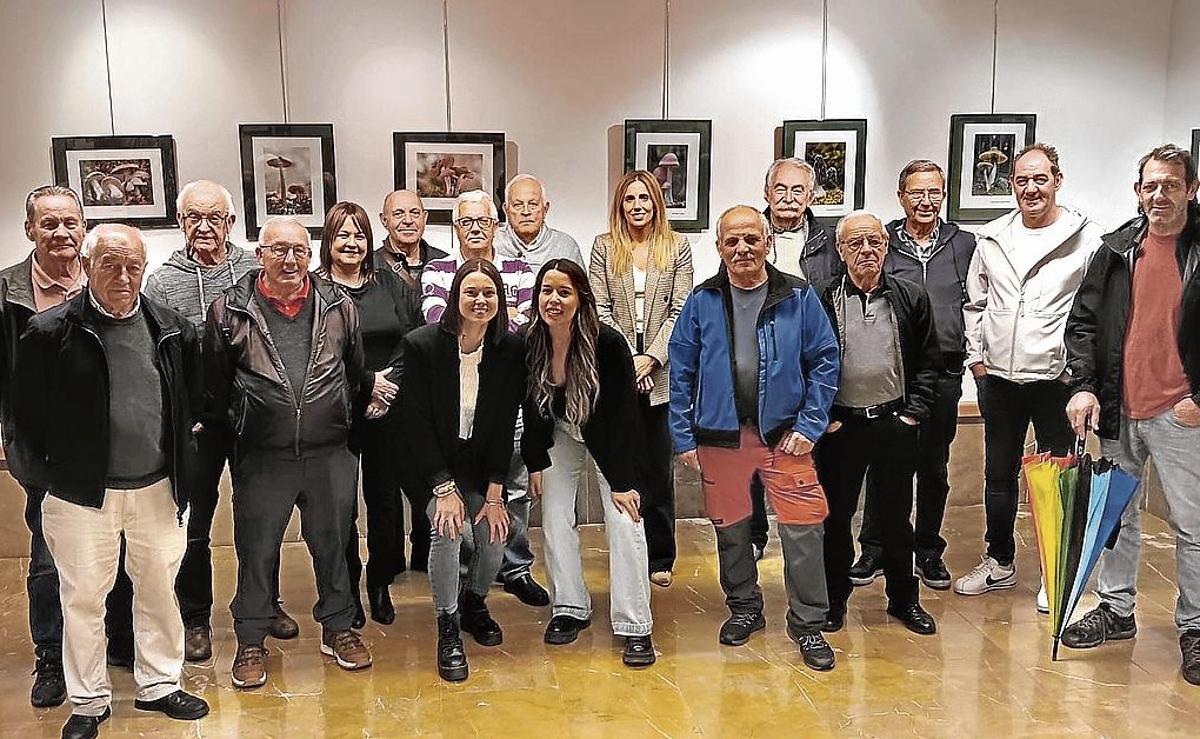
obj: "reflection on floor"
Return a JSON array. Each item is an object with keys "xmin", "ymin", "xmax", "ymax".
[{"xmin": 1, "ymin": 505, "xmax": 1196, "ymax": 738}]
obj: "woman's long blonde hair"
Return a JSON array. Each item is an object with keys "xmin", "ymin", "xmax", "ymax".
[{"xmin": 606, "ymin": 170, "xmax": 677, "ymax": 276}]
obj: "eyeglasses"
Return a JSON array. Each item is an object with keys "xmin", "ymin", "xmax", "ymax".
[
  {"xmin": 903, "ymin": 190, "xmax": 944, "ymax": 203},
  {"xmin": 840, "ymin": 235, "xmax": 886, "ymax": 253},
  {"xmin": 454, "ymin": 217, "xmax": 496, "ymax": 230},
  {"xmin": 183, "ymin": 212, "xmax": 229, "ymax": 227},
  {"xmin": 262, "ymin": 244, "xmax": 311, "ymax": 260}
]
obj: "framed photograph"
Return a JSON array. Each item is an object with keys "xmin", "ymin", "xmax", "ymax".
[
  {"xmin": 781, "ymin": 119, "xmax": 867, "ymax": 226},
  {"xmin": 238, "ymin": 123, "xmax": 337, "ymax": 240},
  {"xmin": 624, "ymin": 119, "xmax": 712, "ymax": 232},
  {"xmin": 51, "ymin": 135, "xmax": 179, "ymax": 229},
  {"xmin": 393, "ymin": 132, "xmax": 505, "ymax": 225},
  {"xmin": 1191, "ymin": 129, "xmax": 1199, "ymax": 165},
  {"xmin": 948, "ymin": 113, "xmax": 1037, "ymax": 223}
]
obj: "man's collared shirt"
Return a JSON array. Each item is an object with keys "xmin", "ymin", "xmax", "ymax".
[
  {"xmin": 896, "ymin": 219, "xmax": 941, "ymax": 264},
  {"xmin": 256, "ymin": 272, "xmax": 311, "ymax": 319},
  {"xmin": 31, "ymin": 257, "xmax": 86, "ymax": 312},
  {"xmin": 88, "ymin": 289, "xmax": 141, "ymax": 320}
]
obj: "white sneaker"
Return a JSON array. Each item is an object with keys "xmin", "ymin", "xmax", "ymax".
[
  {"xmin": 1036, "ymin": 583, "xmax": 1049, "ymax": 614},
  {"xmin": 953, "ymin": 556, "xmax": 1017, "ymax": 595}
]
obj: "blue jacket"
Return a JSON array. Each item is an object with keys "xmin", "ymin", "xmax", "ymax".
[{"xmin": 669, "ymin": 264, "xmax": 840, "ymax": 452}]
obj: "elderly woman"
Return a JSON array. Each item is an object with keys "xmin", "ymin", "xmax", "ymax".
[
  {"xmin": 589, "ymin": 170, "xmax": 693, "ymax": 587},
  {"xmin": 523, "ymin": 258, "xmax": 656, "ymax": 668},
  {"xmin": 398, "ymin": 260, "xmax": 526, "ymax": 682},
  {"xmin": 316, "ymin": 201, "xmax": 425, "ymax": 627}
]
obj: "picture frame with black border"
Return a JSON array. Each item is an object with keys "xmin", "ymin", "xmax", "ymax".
[
  {"xmin": 392, "ymin": 132, "xmax": 506, "ymax": 226},
  {"xmin": 623, "ymin": 119, "xmax": 712, "ymax": 232},
  {"xmin": 238, "ymin": 123, "xmax": 337, "ymax": 241},
  {"xmin": 51, "ymin": 135, "xmax": 179, "ymax": 229},
  {"xmin": 947, "ymin": 113, "xmax": 1037, "ymax": 223},
  {"xmin": 1191, "ymin": 128, "xmax": 1198, "ymax": 166},
  {"xmin": 781, "ymin": 119, "xmax": 867, "ymax": 228}
]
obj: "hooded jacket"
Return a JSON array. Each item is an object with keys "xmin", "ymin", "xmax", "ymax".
[
  {"xmin": 143, "ymin": 242, "xmax": 257, "ymax": 327},
  {"xmin": 1065, "ymin": 203, "xmax": 1200, "ymax": 439},
  {"xmin": 963, "ymin": 205, "xmax": 1105, "ymax": 382}
]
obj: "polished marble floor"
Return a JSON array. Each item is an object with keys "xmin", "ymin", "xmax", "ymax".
[{"xmin": 0, "ymin": 505, "xmax": 1196, "ymax": 738}]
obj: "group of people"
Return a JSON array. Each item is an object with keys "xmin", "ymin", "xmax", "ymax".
[{"xmin": 3, "ymin": 139, "xmax": 1198, "ymax": 738}]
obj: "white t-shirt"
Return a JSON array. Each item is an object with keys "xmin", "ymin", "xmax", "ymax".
[
  {"xmin": 1008, "ymin": 215, "xmax": 1078, "ymax": 277},
  {"xmin": 633, "ymin": 264, "xmax": 647, "ymax": 336},
  {"xmin": 458, "ymin": 344, "xmax": 483, "ymax": 439}
]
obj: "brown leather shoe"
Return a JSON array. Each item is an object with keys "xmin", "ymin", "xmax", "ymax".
[
  {"xmin": 231, "ymin": 643, "xmax": 268, "ymax": 689},
  {"xmin": 269, "ymin": 604, "xmax": 299, "ymax": 640},
  {"xmin": 184, "ymin": 626, "xmax": 212, "ymax": 662},
  {"xmin": 320, "ymin": 630, "xmax": 372, "ymax": 671}
]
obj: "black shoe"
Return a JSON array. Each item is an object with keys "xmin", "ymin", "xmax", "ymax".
[
  {"xmin": 718, "ymin": 611, "xmax": 766, "ymax": 646},
  {"xmin": 459, "ymin": 591, "xmax": 503, "ymax": 646},
  {"xmin": 916, "ymin": 557, "xmax": 952, "ymax": 591},
  {"xmin": 544, "ymin": 615, "xmax": 591, "ymax": 645},
  {"xmin": 849, "ymin": 552, "xmax": 884, "ymax": 586},
  {"xmin": 622, "ymin": 635, "xmax": 656, "ymax": 667},
  {"xmin": 503, "ymin": 574, "xmax": 550, "ymax": 607},
  {"xmin": 787, "ymin": 623, "xmax": 836, "ymax": 671},
  {"xmin": 184, "ymin": 625, "xmax": 213, "ymax": 662},
  {"xmin": 1061, "ymin": 603, "xmax": 1137, "ymax": 649},
  {"xmin": 31, "ymin": 650, "xmax": 66, "ymax": 708},
  {"xmin": 436, "ymin": 612, "xmax": 468, "ymax": 682},
  {"xmin": 887, "ymin": 603, "xmax": 937, "ymax": 635},
  {"xmin": 61, "ymin": 708, "xmax": 110, "ymax": 739},
  {"xmin": 350, "ymin": 596, "xmax": 367, "ymax": 631},
  {"xmin": 368, "ymin": 585, "xmax": 395, "ymax": 625},
  {"xmin": 821, "ymin": 604, "xmax": 846, "ymax": 633},
  {"xmin": 269, "ymin": 604, "xmax": 300, "ymax": 640},
  {"xmin": 134, "ymin": 689, "xmax": 210, "ymax": 720},
  {"xmin": 1182, "ymin": 630, "xmax": 1200, "ymax": 686},
  {"xmin": 106, "ymin": 645, "xmax": 134, "ymax": 672}
]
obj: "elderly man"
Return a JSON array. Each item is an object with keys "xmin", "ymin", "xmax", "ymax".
[
  {"xmin": 204, "ymin": 216, "xmax": 380, "ymax": 688},
  {"xmin": 850, "ymin": 161, "xmax": 977, "ymax": 591},
  {"xmin": 143, "ymin": 179, "xmax": 295, "ymax": 662},
  {"xmin": 1, "ymin": 186, "xmax": 134, "ymax": 708},
  {"xmin": 1062, "ymin": 144, "xmax": 1200, "ymax": 685},
  {"xmin": 422, "ymin": 191, "xmax": 549, "ymax": 608},
  {"xmin": 956, "ymin": 144, "xmax": 1105, "ymax": 605},
  {"xmin": 377, "ymin": 189, "xmax": 449, "ymax": 290},
  {"xmin": 815, "ymin": 211, "xmax": 942, "ymax": 637},
  {"xmin": 669, "ymin": 205, "xmax": 840, "ymax": 671},
  {"xmin": 13, "ymin": 224, "xmax": 208, "ymax": 738},
  {"xmin": 495, "ymin": 174, "xmax": 585, "ymax": 266}
]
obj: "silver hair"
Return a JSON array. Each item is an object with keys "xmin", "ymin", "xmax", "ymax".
[
  {"xmin": 80, "ymin": 223, "xmax": 145, "ymax": 259},
  {"xmin": 716, "ymin": 205, "xmax": 771, "ymax": 241},
  {"xmin": 764, "ymin": 157, "xmax": 817, "ymax": 189},
  {"xmin": 452, "ymin": 189, "xmax": 498, "ymax": 221},
  {"xmin": 25, "ymin": 185, "xmax": 84, "ymax": 222},
  {"xmin": 835, "ymin": 209, "xmax": 885, "ymax": 242},
  {"xmin": 176, "ymin": 180, "xmax": 237, "ymax": 217},
  {"xmin": 259, "ymin": 215, "xmax": 310, "ymax": 244},
  {"xmin": 504, "ymin": 173, "xmax": 548, "ymax": 203}
]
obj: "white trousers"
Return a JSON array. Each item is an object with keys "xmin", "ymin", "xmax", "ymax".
[{"xmin": 42, "ymin": 478, "xmax": 187, "ymax": 715}]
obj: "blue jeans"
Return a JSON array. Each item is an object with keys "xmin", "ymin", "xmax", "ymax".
[{"xmin": 428, "ymin": 491, "xmax": 505, "ymax": 614}]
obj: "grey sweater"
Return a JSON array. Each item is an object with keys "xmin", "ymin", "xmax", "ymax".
[
  {"xmin": 144, "ymin": 243, "xmax": 257, "ymax": 326},
  {"xmin": 494, "ymin": 224, "xmax": 585, "ymax": 269}
]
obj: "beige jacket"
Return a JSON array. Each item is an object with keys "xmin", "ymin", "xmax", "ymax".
[{"xmin": 588, "ymin": 233, "xmax": 693, "ymax": 406}]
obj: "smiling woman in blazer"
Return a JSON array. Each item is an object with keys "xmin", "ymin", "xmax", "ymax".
[
  {"xmin": 589, "ymin": 170, "xmax": 694, "ymax": 587},
  {"xmin": 397, "ymin": 259, "xmax": 526, "ymax": 683}
]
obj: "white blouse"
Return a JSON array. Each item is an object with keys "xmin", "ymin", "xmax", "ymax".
[
  {"xmin": 458, "ymin": 344, "xmax": 483, "ymax": 439},
  {"xmin": 632, "ymin": 264, "xmax": 647, "ymax": 336}
]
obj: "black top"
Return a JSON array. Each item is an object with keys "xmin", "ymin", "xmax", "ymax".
[
  {"xmin": 339, "ymin": 269, "xmax": 424, "ymax": 381},
  {"xmin": 522, "ymin": 324, "xmax": 643, "ymax": 493},
  {"xmin": 397, "ymin": 324, "xmax": 526, "ymax": 497}
]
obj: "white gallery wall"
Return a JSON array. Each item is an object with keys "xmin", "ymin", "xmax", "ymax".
[{"xmin": 1, "ymin": 0, "xmax": 1195, "ymax": 280}]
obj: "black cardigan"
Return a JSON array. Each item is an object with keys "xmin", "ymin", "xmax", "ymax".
[
  {"xmin": 521, "ymin": 324, "xmax": 643, "ymax": 493},
  {"xmin": 397, "ymin": 323, "xmax": 526, "ymax": 497}
]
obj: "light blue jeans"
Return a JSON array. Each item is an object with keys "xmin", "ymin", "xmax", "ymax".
[
  {"xmin": 540, "ymin": 422, "xmax": 653, "ymax": 637},
  {"xmin": 1097, "ymin": 409, "xmax": 1200, "ymax": 633},
  {"xmin": 427, "ymin": 491, "xmax": 505, "ymax": 615}
]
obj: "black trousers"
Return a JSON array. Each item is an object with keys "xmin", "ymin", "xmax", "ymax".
[
  {"xmin": 816, "ymin": 413, "xmax": 920, "ymax": 611},
  {"xmin": 175, "ymin": 426, "xmax": 230, "ymax": 628},
  {"xmin": 860, "ymin": 371, "xmax": 962, "ymax": 563},
  {"xmin": 749, "ymin": 475, "xmax": 770, "ymax": 549},
  {"xmin": 638, "ymin": 395, "xmax": 677, "ymax": 573},
  {"xmin": 231, "ymin": 447, "xmax": 358, "ymax": 644},
  {"xmin": 978, "ymin": 374, "xmax": 1073, "ymax": 565}
]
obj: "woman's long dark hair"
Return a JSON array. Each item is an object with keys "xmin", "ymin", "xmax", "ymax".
[
  {"xmin": 318, "ymin": 201, "xmax": 375, "ymax": 282},
  {"xmin": 439, "ymin": 259, "xmax": 509, "ymax": 343},
  {"xmin": 525, "ymin": 258, "xmax": 600, "ymax": 426}
]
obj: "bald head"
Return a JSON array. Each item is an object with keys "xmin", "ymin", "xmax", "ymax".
[
  {"xmin": 835, "ymin": 210, "xmax": 888, "ymax": 290},
  {"xmin": 259, "ymin": 216, "xmax": 309, "ymax": 247},
  {"xmin": 380, "ymin": 189, "xmax": 427, "ymax": 251},
  {"xmin": 81, "ymin": 224, "xmax": 147, "ymax": 318},
  {"xmin": 717, "ymin": 205, "xmax": 770, "ymax": 242},
  {"xmin": 716, "ymin": 205, "xmax": 772, "ymax": 288}
]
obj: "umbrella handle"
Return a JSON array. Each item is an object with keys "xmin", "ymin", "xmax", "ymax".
[{"xmin": 1072, "ymin": 435, "xmax": 1086, "ymax": 460}]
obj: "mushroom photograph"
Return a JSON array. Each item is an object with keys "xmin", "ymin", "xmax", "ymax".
[
  {"xmin": 414, "ymin": 152, "xmax": 484, "ymax": 199},
  {"xmin": 262, "ymin": 147, "xmax": 315, "ymax": 216},
  {"xmin": 77, "ymin": 157, "xmax": 153, "ymax": 206},
  {"xmin": 805, "ymin": 141, "xmax": 848, "ymax": 206},
  {"xmin": 971, "ymin": 133, "xmax": 1015, "ymax": 196},
  {"xmin": 648, "ymin": 144, "xmax": 688, "ymax": 208}
]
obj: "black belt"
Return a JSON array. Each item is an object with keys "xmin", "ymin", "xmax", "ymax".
[{"xmin": 832, "ymin": 399, "xmax": 904, "ymax": 421}]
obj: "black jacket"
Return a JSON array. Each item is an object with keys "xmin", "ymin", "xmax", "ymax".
[
  {"xmin": 374, "ymin": 238, "xmax": 449, "ymax": 289},
  {"xmin": 818, "ymin": 273, "xmax": 943, "ymax": 422},
  {"xmin": 397, "ymin": 324, "xmax": 526, "ymax": 496},
  {"xmin": 764, "ymin": 207, "xmax": 844, "ymax": 287},
  {"xmin": 522, "ymin": 324, "xmax": 643, "ymax": 493},
  {"xmin": 1065, "ymin": 203, "xmax": 1200, "ymax": 440},
  {"xmin": 0, "ymin": 253, "xmax": 41, "ymax": 478},
  {"xmin": 884, "ymin": 218, "xmax": 976, "ymax": 365},
  {"xmin": 11, "ymin": 293, "xmax": 201, "ymax": 515},
  {"xmin": 203, "ymin": 271, "xmax": 368, "ymax": 457}
]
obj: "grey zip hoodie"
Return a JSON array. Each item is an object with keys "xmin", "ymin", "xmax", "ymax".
[{"xmin": 143, "ymin": 242, "xmax": 257, "ymax": 326}]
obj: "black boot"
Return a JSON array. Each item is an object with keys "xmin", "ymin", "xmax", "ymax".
[
  {"xmin": 30, "ymin": 648, "xmax": 66, "ymax": 708},
  {"xmin": 436, "ymin": 612, "xmax": 468, "ymax": 682},
  {"xmin": 368, "ymin": 585, "xmax": 395, "ymax": 625},
  {"xmin": 458, "ymin": 590, "xmax": 503, "ymax": 646}
]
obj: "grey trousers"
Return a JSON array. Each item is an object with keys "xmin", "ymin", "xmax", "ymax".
[
  {"xmin": 429, "ymin": 491, "xmax": 506, "ymax": 614},
  {"xmin": 716, "ymin": 517, "xmax": 828, "ymax": 634},
  {"xmin": 1097, "ymin": 410, "xmax": 1200, "ymax": 633}
]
